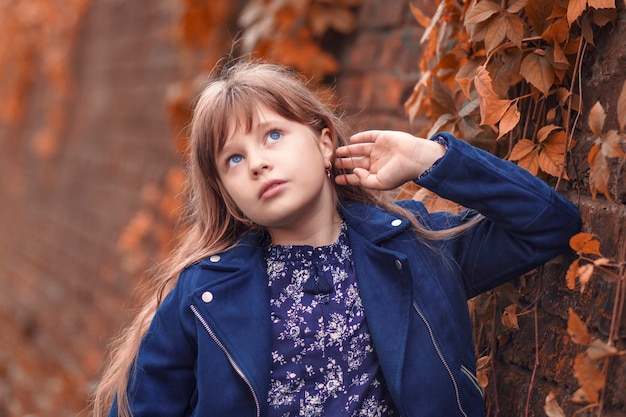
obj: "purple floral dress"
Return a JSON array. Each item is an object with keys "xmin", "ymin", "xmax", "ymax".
[{"xmin": 264, "ymin": 223, "xmax": 398, "ymax": 417}]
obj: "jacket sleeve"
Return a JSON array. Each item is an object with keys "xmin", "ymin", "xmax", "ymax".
[
  {"xmin": 113, "ymin": 275, "xmax": 198, "ymax": 417},
  {"xmin": 414, "ymin": 132, "xmax": 582, "ymax": 298}
]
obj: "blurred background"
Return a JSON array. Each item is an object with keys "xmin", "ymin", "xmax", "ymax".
[
  {"xmin": 1, "ymin": 0, "xmax": 625, "ymax": 416},
  {"xmin": 0, "ymin": 1, "xmax": 430, "ymax": 415}
]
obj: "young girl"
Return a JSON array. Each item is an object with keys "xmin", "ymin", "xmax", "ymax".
[{"xmin": 93, "ymin": 60, "xmax": 581, "ymax": 417}]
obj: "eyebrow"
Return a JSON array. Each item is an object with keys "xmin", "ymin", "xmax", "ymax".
[{"xmin": 217, "ymin": 118, "xmax": 286, "ymax": 158}]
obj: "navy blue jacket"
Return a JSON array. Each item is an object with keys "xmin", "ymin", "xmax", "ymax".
[{"xmin": 112, "ymin": 134, "xmax": 581, "ymax": 417}]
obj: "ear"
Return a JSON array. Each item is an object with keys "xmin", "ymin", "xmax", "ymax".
[{"xmin": 319, "ymin": 128, "xmax": 334, "ymax": 162}]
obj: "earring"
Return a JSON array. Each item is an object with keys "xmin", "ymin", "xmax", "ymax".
[{"xmin": 326, "ymin": 161, "xmax": 332, "ymax": 179}]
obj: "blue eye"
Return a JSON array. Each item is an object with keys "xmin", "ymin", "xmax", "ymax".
[
  {"xmin": 228, "ymin": 154, "xmax": 243, "ymax": 167},
  {"xmin": 267, "ymin": 130, "xmax": 282, "ymax": 141}
]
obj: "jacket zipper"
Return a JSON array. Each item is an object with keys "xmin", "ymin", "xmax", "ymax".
[
  {"xmin": 460, "ymin": 364, "xmax": 484, "ymax": 397},
  {"xmin": 190, "ymin": 304, "xmax": 261, "ymax": 417},
  {"xmin": 413, "ymin": 302, "xmax": 468, "ymax": 417}
]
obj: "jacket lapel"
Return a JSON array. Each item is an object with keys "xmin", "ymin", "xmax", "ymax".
[
  {"xmin": 342, "ymin": 203, "xmax": 413, "ymax": 397},
  {"xmin": 190, "ymin": 236, "xmax": 272, "ymax": 407}
]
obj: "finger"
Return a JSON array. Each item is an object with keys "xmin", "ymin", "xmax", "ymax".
[
  {"xmin": 334, "ymin": 172, "xmax": 364, "ymax": 186},
  {"xmin": 335, "ymin": 142, "xmax": 372, "ymax": 157},
  {"xmin": 349, "ymin": 130, "xmax": 383, "ymax": 144},
  {"xmin": 335, "ymin": 168, "xmax": 386, "ymax": 190},
  {"xmin": 333, "ymin": 156, "xmax": 369, "ymax": 170}
]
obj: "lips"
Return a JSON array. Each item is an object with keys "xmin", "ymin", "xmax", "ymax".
[{"xmin": 258, "ymin": 179, "xmax": 286, "ymax": 200}]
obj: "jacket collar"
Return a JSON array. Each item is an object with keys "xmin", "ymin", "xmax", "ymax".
[
  {"xmin": 339, "ymin": 201, "xmax": 411, "ymax": 243},
  {"xmin": 197, "ymin": 201, "xmax": 410, "ymax": 271}
]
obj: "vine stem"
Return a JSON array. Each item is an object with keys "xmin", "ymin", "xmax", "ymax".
[
  {"xmin": 524, "ymin": 295, "xmax": 540, "ymax": 417},
  {"xmin": 598, "ymin": 241, "xmax": 626, "ymax": 416},
  {"xmin": 557, "ymin": 38, "xmax": 588, "ymax": 190},
  {"xmin": 572, "ymin": 404, "xmax": 600, "ymax": 417}
]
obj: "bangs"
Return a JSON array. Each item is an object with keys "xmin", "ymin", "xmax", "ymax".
[{"xmin": 212, "ymin": 83, "xmax": 316, "ymax": 155}]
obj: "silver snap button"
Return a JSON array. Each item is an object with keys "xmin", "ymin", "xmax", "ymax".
[
  {"xmin": 395, "ymin": 260, "xmax": 403, "ymax": 270},
  {"xmin": 391, "ymin": 219, "xmax": 402, "ymax": 227},
  {"xmin": 201, "ymin": 291, "xmax": 214, "ymax": 303},
  {"xmin": 209, "ymin": 255, "xmax": 221, "ymax": 262}
]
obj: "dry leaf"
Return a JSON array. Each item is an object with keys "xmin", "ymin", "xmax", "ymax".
[
  {"xmin": 543, "ymin": 17, "xmax": 570, "ymax": 44},
  {"xmin": 567, "ymin": 0, "xmax": 588, "ymax": 25},
  {"xmin": 501, "ymin": 304, "xmax": 520, "ymax": 330},
  {"xmin": 569, "ymin": 232, "xmax": 597, "ymax": 252},
  {"xmin": 418, "ymin": 1, "xmax": 445, "ymax": 45},
  {"xmin": 476, "ymin": 355, "xmax": 491, "ymax": 388},
  {"xmin": 566, "ymin": 259, "xmax": 579, "ymax": 290},
  {"xmin": 409, "ymin": 2, "xmax": 431, "ymax": 27},
  {"xmin": 588, "ymin": 142, "xmax": 612, "ymax": 201},
  {"xmin": 567, "ymin": 308, "xmax": 590, "ymax": 345},
  {"xmin": 587, "ymin": 339, "xmax": 618, "ymax": 360},
  {"xmin": 404, "ymin": 71, "xmax": 431, "ymax": 124},
  {"xmin": 589, "ymin": 101, "xmax": 606, "ymax": 137},
  {"xmin": 593, "ymin": 257, "xmax": 611, "ymax": 266},
  {"xmin": 526, "ymin": 0, "xmax": 555, "ymax": 35},
  {"xmin": 509, "ymin": 139, "xmax": 536, "ymax": 161},
  {"xmin": 474, "ymin": 65, "xmax": 512, "ymax": 125},
  {"xmin": 578, "ymin": 263, "xmax": 594, "ymax": 293},
  {"xmin": 518, "ymin": 146, "xmax": 541, "ymax": 175},
  {"xmin": 497, "ymin": 102, "xmax": 521, "ymax": 139},
  {"xmin": 588, "ymin": 0, "xmax": 616, "ymax": 8},
  {"xmin": 601, "ymin": 130, "xmax": 625, "ymax": 158},
  {"xmin": 541, "ymin": 130, "xmax": 571, "ymax": 178},
  {"xmin": 507, "ymin": 0, "xmax": 527, "ymax": 13},
  {"xmin": 504, "ymin": 14, "xmax": 525, "ymax": 49},
  {"xmin": 572, "ymin": 352, "xmax": 605, "ymax": 404},
  {"xmin": 520, "ymin": 50, "xmax": 555, "ymax": 96},
  {"xmin": 618, "ymin": 80, "xmax": 626, "ymax": 132},
  {"xmin": 544, "ymin": 392, "xmax": 566, "ymax": 417},
  {"xmin": 465, "ymin": 0, "xmax": 501, "ymax": 25}
]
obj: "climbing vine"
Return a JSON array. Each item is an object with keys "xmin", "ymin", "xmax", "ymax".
[{"xmin": 405, "ymin": 0, "xmax": 625, "ymax": 415}]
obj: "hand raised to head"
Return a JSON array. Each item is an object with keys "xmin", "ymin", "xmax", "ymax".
[{"xmin": 334, "ymin": 130, "xmax": 446, "ymax": 190}]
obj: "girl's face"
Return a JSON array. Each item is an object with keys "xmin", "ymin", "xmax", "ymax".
[{"xmin": 216, "ymin": 106, "xmax": 337, "ymax": 243}]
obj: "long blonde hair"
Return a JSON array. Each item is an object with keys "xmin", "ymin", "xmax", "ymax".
[{"xmin": 92, "ymin": 59, "xmax": 481, "ymax": 417}]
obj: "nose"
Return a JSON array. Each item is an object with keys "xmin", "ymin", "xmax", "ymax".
[{"xmin": 248, "ymin": 150, "xmax": 271, "ymax": 177}]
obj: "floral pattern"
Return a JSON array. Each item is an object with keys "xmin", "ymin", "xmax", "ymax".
[{"xmin": 265, "ymin": 224, "xmax": 397, "ymax": 417}]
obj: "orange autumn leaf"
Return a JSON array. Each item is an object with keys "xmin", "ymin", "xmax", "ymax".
[
  {"xmin": 497, "ymin": 101, "xmax": 521, "ymax": 139},
  {"xmin": 404, "ymin": 70, "xmax": 431, "ymax": 125},
  {"xmin": 520, "ymin": 49, "xmax": 555, "ymax": 95},
  {"xmin": 526, "ymin": 0, "xmax": 555, "ymax": 36},
  {"xmin": 588, "ymin": 142, "xmax": 612, "ymax": 200},
  {"xmin": 518, "ymin": 148, "xmax": 541, "ymax": 175},
  {"xmin": 476, "ymin": 355, "xmax": 491, "ymax": 388},
  {"xmin": 567, "ymin": 0, "xmax": 588, "ymax": 25},
  {"xmin": 569, "ymin": 232, "xmax": 603, "ymax": 256},
  {"xmin": 509, "ymin": 139, "xmax": 536, "ymax": 161},
  {"xmin": 566, "ymin": 259, "xmax": 579, "ymax": 290},
  {"xmin": 588, "ymin": 101, "xmax": 606, "ymax": 137},
  {"xmin": 501, "ymin": 304, "xmax": 520, "ymax": 330},
  {"xmin": 465, "ymin": 0, "xmax": 501, "ymax": 25},
  {"xmin": 578, "ymin": 263, "xmax": 594, "ymax": 293},
  {"xmin": 544, "ymin": 392, "xmax": 566, "ymax": 417},
  {"xmin": 587, "ymin": 339, "xmax": 618, "ymax": 360},
  {"xmin": 567, "ymin": 308, "xmax": 590, "ymax": 345},
  {"xmin": 588, "ymin": 0, "xmax": 616, "ymax": 8},
  {"xmin": 601, "ymin": 130, "xmax": 626, "ymax": 158},
  {"xmin": 474, "ymin": 65, "xmax": 512, "ymax": 125},
  {"xmin": 572, "ymin": 352, "xmax": 605, "ymax": 404},
  {"xmin": 409, "ymin": 1, "xmax": 432, "ymax": 28}
]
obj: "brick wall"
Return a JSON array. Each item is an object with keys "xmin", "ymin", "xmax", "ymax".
[
  {"xmin": 0, "ymin": 0, "xmax": 624, "ymax": 416},
  {"xmin": 0, "ymin": 1, "xmax": 190, "ymax": 415}
]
